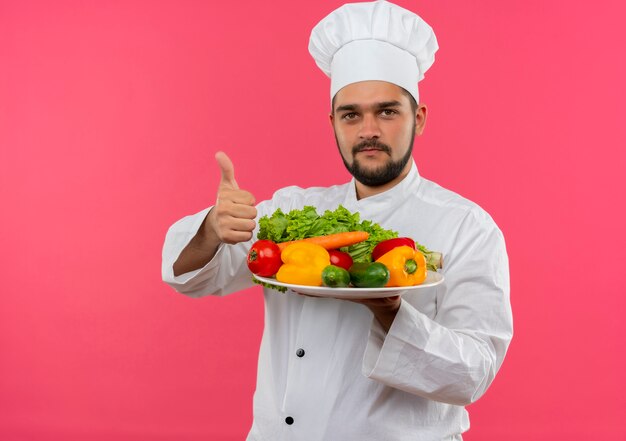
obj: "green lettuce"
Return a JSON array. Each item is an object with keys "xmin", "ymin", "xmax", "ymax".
[{"xmin": 257, "ymin": 205, "xmax": 398, "ymax": 263}]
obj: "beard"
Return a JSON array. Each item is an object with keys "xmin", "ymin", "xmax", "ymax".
[{"xmin": 336, "ymin": 123, "xmax": 416, "ymax": 187}]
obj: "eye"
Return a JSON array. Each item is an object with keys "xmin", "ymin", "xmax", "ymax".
[
  {"xmin": 341, "ymin": 112, "xmax": 359, "ymax": 121},
  {"xmin": 380, "ymin": 109, "xmax": 398, "ymax": 117}
]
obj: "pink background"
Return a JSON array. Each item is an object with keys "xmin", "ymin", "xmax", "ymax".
[{"xmin": 1, "ymin": 0, "xmax": 625, "ymax": 439}]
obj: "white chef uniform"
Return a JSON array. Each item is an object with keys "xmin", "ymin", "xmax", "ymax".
[
  {"xmin": 163, "ymin": 1, "xmax": 512, "ymax": 439},
  {"xmin": 161, "ymin": 161, "xmax": 513, "ymax": 440}
]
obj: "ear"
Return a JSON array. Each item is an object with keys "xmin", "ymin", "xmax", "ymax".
[
  {"xmin": 415, "ymin": 103, "xmax": 428, "ymax": 136},
  {"xmin": 328, "ymin": 112, "xmax": 334, "ymax": 128}
]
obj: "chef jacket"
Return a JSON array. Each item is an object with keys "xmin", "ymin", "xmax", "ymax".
[{"xmin": 162, "ymin": 161, "xmax": 513, "ymax": 441}]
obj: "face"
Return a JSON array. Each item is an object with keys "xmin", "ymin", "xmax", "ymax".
[{"xmin": 330, "ymin": 81, "xmax": 426, "ymax": 188}]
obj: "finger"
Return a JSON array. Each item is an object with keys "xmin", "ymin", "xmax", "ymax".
[
  {"xmin": 220, "ymin": 229, "xmax": 254, "ymax": 245},
  {"xmin": 232, "ymin": 204, "xmax": 257, "ymax": 219},
  {"xmin": 212, "ymin": 211, "xmax": 256, "ymax": 237},
  {"xmin": 215, "ymin": 151, "xmax": 239, "ymax": 190},
  {"xmin": 215, "ymin": 200, "xmax": 257, "ymax": 219},
  {"xmin": 218, "ymin": 188, "xmax": 256, "ymax": 206},
  {"xmin": 225, "ymin": 217, "xmax": 256, "ymax": 233}
]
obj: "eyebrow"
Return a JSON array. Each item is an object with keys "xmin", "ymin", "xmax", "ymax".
[{"xmin": 335, "ymin": 100, "xmax": 403, "ymax": 113}]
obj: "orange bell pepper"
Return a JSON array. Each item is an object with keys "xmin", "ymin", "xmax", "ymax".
[{"xmin": 375, "ymin": 245, "xmax": 427, "ymax": 287}]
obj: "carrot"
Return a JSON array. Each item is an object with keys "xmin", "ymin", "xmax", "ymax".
[{"xmin": 277, "ymin": 231, "xmax": 369, "ymax": 252}]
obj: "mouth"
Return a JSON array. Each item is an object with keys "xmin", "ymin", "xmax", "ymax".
[
  {"xmin": 356, "ymin": 149, "xmax": 386, "ymax": 159},
  {"xmin": 353, "ymin": 142, "xmax": 391, "ymax": 156}
]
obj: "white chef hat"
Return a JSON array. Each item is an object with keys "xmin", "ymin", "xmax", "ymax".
[{"xmin": 308, "ymin": 0, "xmax": 438, "ymax": 104}]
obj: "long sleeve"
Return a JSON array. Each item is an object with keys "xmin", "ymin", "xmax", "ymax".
[
  {"xmin": 160, "ymin": 186, "xmax": 342, "ymax": 298},
  {"xmin": 362, "ymin": 211, "xmax": 513, "ymax": 406},
  {"xmin": 161, "ymin": 206, "xmax": 256, "ymax": 298},
  {"xmin": 159, "ymin": 173, "xmax": 514, "ymax": 438}
]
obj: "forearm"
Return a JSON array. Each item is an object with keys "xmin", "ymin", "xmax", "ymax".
[
  {"xmin": 171, "ymin": 153, "xmax": 258, "ymax": 278},
  {"xmin": 162, "ymin": 207, "xmax": 257, "ymax": 298},
  {"xmin": 173, "ymin": 212, "xmax": 221, "ymax": 277}
]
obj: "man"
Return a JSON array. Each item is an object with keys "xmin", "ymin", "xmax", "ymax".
[{"xmin": 162, "ymin": 1, "xmax": 513, "ymax": 440}]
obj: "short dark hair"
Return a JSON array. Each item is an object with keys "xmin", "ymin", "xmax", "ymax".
[{"xmin": 331, "ymin": 86, "xmax": 418, "ymax": 114}]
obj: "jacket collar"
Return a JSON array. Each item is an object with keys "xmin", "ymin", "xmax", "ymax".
[{"xmin": 342, "ymin": 160, "xmax": 422, "ymax": 210}]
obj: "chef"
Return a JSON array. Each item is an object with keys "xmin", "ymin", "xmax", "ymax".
[{"xmin": 162, "ymin": 1, "xmax": 513, "ymax": 440}]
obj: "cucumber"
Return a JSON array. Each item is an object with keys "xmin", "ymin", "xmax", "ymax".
[
  {"xmin": 322, "ymin": 265, "xmax": 351, "ymax": 288},
  {"xmin": 348, "ymin": 262, "xmax": 390, "ymax": 288}
]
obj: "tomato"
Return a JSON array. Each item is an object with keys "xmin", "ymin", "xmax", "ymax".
[
  {"xmin": 247, "ymin": 240, "xmax": 282, "ymax": 277},
  {"xmin": 328, "ymin": 249, "xmax": 353, "ymax": 271}
]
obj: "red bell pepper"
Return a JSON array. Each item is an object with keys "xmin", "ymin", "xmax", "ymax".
[{"xmin": 371, "ymin": 237, "xmax": 416, "ymax": 261}]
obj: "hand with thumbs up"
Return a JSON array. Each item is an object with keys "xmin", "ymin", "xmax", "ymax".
[
  {"xmin": 207, "ymin": 151, "xmax": 258, "ymax": 244},
  {"xmin": 172, "ymin": 151, "xmax": 258, "ymax": 277}
]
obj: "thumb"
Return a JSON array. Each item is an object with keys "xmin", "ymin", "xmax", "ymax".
[{"xmin": 215, "ymin": 151, "xmax": 239, "ymax": 190}]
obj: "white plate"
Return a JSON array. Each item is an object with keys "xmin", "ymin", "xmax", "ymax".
[{"xmin": 253, "ymin": 271, "xmax": 444, "ymax": 299}]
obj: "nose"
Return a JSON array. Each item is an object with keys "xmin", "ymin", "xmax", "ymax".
[{"xmin": 358, "ymin": 113, "xmax": 381, "ymax": 139}]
